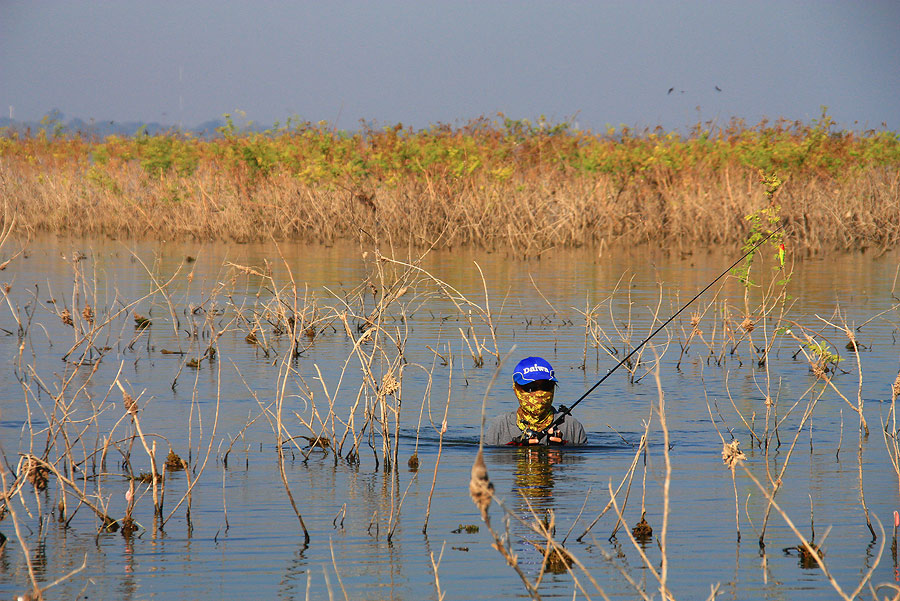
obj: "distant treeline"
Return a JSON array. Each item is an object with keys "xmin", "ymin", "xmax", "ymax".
[
  {"xmin": 0, "ymin": 109, "xmax": 229, "ymax": 139},
  {"xmin": 2, "ymin": 111, "xmax": 898, "ymax": 255}
]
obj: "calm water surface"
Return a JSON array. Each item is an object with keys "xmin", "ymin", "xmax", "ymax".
[{"xmin": 1, "ymin": 236, "xmax": 899, "ymax": 600}]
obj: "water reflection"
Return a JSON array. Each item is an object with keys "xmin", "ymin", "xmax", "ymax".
[
  {"xmin": 277, "ymin": 542, "xmax": 309, "ymax": 601},
  {"xmin": 485, "ymin": 447, "xmax": 589, "ymax": 577},
  {"xmin": 3, "ymin": 239, "xmax": 900, "ymax": 600},
  {"xmin": 512, "ymin": 447, "xmax": 560, "ymax": 502}
]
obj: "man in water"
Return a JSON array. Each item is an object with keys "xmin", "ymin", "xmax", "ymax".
[{"xmin": 485, "ymin": 357, "xmax": 587, "ymax": 446}]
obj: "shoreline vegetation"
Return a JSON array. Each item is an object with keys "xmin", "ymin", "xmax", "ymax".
[{"xmin": 2, "ymin": 111, "xmax": 898, "ymax": 255}]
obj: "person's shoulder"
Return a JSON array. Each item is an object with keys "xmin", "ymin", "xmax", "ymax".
[
  {"xmin": 484, "ymin": 412, "xmax": 517, "ymax": 445},
  {"xmin": 487, "ymin": 411, "xmax": 516, "ymax": 426},
  {"xmin": 558, "ymin": 412, "xmax": 587, "ymax": 444}
]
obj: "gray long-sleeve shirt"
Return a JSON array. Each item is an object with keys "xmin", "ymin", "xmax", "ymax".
[{"xmin": 484, "ymin": 410, "xmax": 587, "ymax": 446}]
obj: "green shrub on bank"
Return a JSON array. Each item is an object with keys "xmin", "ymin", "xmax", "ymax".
[{"xmin": 5, "ymin": 108, "xmax": 896, "ymax": 185}]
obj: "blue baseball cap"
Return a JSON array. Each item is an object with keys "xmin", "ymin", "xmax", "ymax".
[{"xmin": 513, "ymin": 357, "xmax": 557, "ymax": 385}]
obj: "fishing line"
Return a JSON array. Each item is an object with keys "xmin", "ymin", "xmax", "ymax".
[{"xmin": 549, "ymin": 224, "xmax": 786, "ymax": 434}]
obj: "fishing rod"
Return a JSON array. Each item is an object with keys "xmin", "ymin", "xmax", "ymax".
[{"xmin": 543, "ymin": 224, "xmax": 786, "ymax": 437}]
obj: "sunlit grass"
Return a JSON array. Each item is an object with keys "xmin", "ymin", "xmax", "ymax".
[{"xmin": 2, "ymin": 110, "xmax": 898, "ymax": 253}]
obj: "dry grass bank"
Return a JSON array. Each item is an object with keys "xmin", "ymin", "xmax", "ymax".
[{"xmin": 2, "ymin": 114, "xmax": 898, "ymax": 255}]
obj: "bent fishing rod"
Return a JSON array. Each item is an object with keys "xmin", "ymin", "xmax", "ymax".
[{"xmin": 546, "ymin": 224, "xmax": 786, "ymax": 435}]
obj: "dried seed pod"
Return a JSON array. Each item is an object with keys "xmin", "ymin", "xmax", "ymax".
[
  {"xmin": 468, "ymin": 449, "xmax": 494, "ymax": 518},
  {"xmin": 380, "ymin": 372, "xmax": 399, "ymax": 396},
  {"xmin": 690, "ymin": 312, "xmax": 702, "ymax": 335},
  {"xmin": 60, "ymin": 308, "xmax": 73, "ymax": 326},
  {"xmin": 797, "ymin": 543, "xmax": 824, "ymax": 569},
  {"xmin": 721, "ymin": 439, "xmax": 746, "ymax": 469},
  {"xmin": 165, "ymin": 449, "xmax": 184, "ymax": 471},
  {"xmin": 811, "ymin": 361, "xmax": 827, "ymax": 380},
  {"xmin": 740, "ymin": 316, "xmax": 754, "ymax": 332},
  {"xmin": 82, "ymin": 304, "xmax": 94, "ymax": 325},
  {"xmin": 892, "ymin": 371, "xmax": 900, "ymax": 401},
  {"xmin": 24, "ymin": 457, "xmax": 50, "ymax": 490},
  {"xmin": 123, "ymin": 390, "xmax": 138, "ymax": 415},
  {"xmin": 632, "ymin": 512, "xmax": 653, "ymax": 542}
]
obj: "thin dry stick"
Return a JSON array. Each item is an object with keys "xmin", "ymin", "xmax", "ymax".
[
  {"xmin": 33, "ymin": 553, "xmax": 88, "ymax": 597},
  {"xmin": 742, "ymin": 464, "xmax": 886, "ymax": 601},
  {"xmin": 161, "ymin": 348, "xmax": 222, "ymax": 529},
  {"xmin": 423, "ymin": 350, "xmax": 453, "ymax": 533},
  {"xmin": 562, "ymin": 485, "xmax": 592, "ymax": 545},
  {"xmin": 517, "ymin": 494, "xmax": 609, "ymax": 601},
  {"xmin": 707, "ymin": 401, "xmax": 745, "ymax": 541},
  {"xmin": 19, "ymin": 454, "xmax": 117, "ymax": 528},
  {"xmin": 649, "ymin": 352, "xmax": 673, "ymax": 601},
  {"xmin": 114, "ymin": 375, "xmax": 160, "ymax": 514},
  {"xmin": 274, "ymin": 330, "xmax": 310, "ymax": 543},
  {"xmin": 606, "ymin": 480, "xmax": 662, "ymax": 590},
  {"xmin": 833, "ymin": 315, "xmax": 876, "ymax": 538},
  {"xmin": 386, "ymin": 475, "xmax": 416, "ymax": 542},
  {"xmin": 0, "ymin": 464, "xmax": 40, "ymax": 598},
  {"xmin": 758, "ymin": 381, "xmax": 828, "ymax": 547},
  {"xmin": 468, "ymin": 348, "xmax": 543, "ymax": 600},
  {"xmin": 591, "ymin": 531, "xmax": 653, "ymax": 601},
  {"xmin": 577, "ymin": 423, "xmax": 649, "ymax": 542}
]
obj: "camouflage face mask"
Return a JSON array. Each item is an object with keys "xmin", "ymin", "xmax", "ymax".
[{"xmin": 514, "ymin": 384, "xmax": 555, "ymax": 432}]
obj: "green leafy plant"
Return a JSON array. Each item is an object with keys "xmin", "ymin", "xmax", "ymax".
[{"xmin": 731, "ymin": 171, "xmax": 785, "ymax": 287}]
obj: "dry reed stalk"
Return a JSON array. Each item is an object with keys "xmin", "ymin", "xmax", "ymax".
[
  {"xmin": 757, "ymin": 383, "xmax": 828, "ymax": 548},
  {"xmin": 18, "ymin": 454, "xmax": 118, "ymax": 529},
  {"xmin": 160, "ymin": 344, "xmax": 222, "ymax": 530},
  {"xmin": 577, "ymin": 418, "xmax": 651, "ymax": 542},
  {"xmin": 675, "ymin": 299, "xmax": 718, "ymax": 369},
  {"xmin": 114, "ymin": 377, "xmax": 161, "ymax": 514},
  {"xmin": 2, "ymin": 150, "xmax": 895, "ymax": 252},
  {"xmin": 607, "ymin": 414, "xmax": 653, "ymax": 540},
  {"xmin": 0, "ymin": 462, "xmax": 41, "ymax": 598},
  {"xmin": 273, "ymin": 320, "xmax": 310, "ymax": 543},
  {"xmin": 707, "ymin": 402, "xmax": 746, "ymax": 541},
  {"xmin": 742, "ymin": 464, "xmax": 886, "ymax": 600},
  {"xmin": 648, "ymin": 353, "xmax": 673, "ymax": 600},
  {"xmin": 378, "ymin": 255, "xmax": 502, "ymax": 364},
  {"xmin": 780, "ymin": 323, "xmax": 869, "ymax": 430},
  {"xmin": 825, "ymin": 314, "xmax": 878, "ymax": 539},
  {"xmin": 516, "ymin": 496, "xmax": 609, "ymax": 600},
  {"xmin": 428, "ymin": 542, "xmax": 448, "ymax": 601},
  {"xmin": 593, "ymin": 538, "xmax": 654, "ymax": 601},
  {"xmin": 606, "ymin": 480, "xmax": 666, "ymax": 599},
  {"xmin": 883, "ymin": 370, "xmax": 900, "ymax": 500},
  {"xmin": 386, "ymin": 474, "xmax": 415, "ymax": 543},
  {"xmin": 423, "ymin": 350, "xmax": 452, "ymax": 534}
]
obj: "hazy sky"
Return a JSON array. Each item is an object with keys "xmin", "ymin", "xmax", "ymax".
[{"xmin": 3, "ymin": 2, "xmax": 899, "ymax": 132}]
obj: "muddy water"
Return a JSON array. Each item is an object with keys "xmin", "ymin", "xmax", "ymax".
[{"xmin": 1, "ymin": 236, "xmax": 900, "ymax": 600}]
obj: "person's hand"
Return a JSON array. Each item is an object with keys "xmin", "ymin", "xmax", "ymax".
[
  {"xmin": 546, "ymin": 428, "xmax": 563, "ymax": 444},
  {"xmin": 526, "ymin": 427, "xmax": 562, "ymax": 445}
]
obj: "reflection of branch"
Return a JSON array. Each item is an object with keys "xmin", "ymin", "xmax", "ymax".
[
  {"xmin": 34, "ymin": 554, "xmax": 89, "ymax": 598},
  {"xmin": 19, "ymin": 454, "xmax": 117, "ymax": 527},
  {"xmin": 742, "ymin": 464, "xmax": 885, "ymax": 600},
  {"xmin": 428, "ymin": 542, "xmax": 448, "ymax": 601},
  {"xmin": 577, "ymin": 413, "xmax": 651, "ymax": 542},
  {"xmin": 0, "ymin": 463, "xmax": 40, "ymax": 597}
]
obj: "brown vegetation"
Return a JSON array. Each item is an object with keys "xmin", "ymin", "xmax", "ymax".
[{"xmin": 1, "ymin": 114, "xmax": 898, "ymax": 255}]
